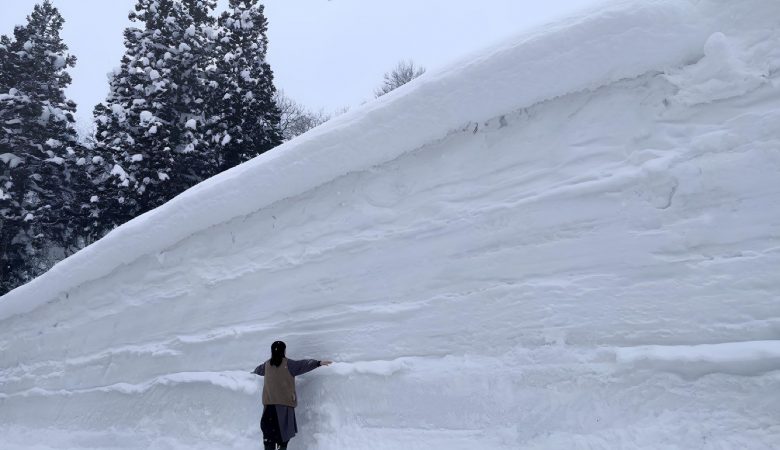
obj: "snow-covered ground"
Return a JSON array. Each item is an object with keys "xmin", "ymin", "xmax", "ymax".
[{"xmin": 2, "ymin": 0, "xmax": 780, "ymax": 448}]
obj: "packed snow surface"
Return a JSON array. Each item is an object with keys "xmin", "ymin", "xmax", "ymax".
[{"xmin": 2, "ymin": 0, "xmax": 780, "ymax": 448}]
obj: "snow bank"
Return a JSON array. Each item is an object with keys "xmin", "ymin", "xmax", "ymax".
[
  {"xmin": 2, "ymin": 0, "xmax": 780, "ymax": 448},
  {"xmin": 0, "ymin": 0, "xmax": 727, "ymax": 319}
]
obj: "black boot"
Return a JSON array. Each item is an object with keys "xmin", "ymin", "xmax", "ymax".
[{"xmin": 263, "ymin": 440, "xmax": 276, "ymax": 450}]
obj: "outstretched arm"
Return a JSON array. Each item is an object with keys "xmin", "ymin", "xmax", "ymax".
[
  {"xmin": 287, "ymin": 358, "xmax": 333, "ymax": 376},
  {"xmin": 251, "ymin": 363, "xmax": 265, "ymax": 376}
]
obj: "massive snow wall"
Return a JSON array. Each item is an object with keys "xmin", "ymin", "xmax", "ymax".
[{"xmin": 2, "ymin": 0, "xmax": 780, "ymax": 448}]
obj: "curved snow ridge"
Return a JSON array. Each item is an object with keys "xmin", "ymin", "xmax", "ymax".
[
  {"xmin": 0, "ymin": 370, "xmax": 259, "ymax": 399},
  {"xmin": 0, "ymin": 0, "xmax": 728, "ymax": 320},
  {"xmin": 0, "ymin": 358, "xmax": 418, "ymax": 398},
  {"xmin": 615, "ymin": 340, "xmax": 780, "ymax": 378},
  {"xmin": 1, "ymin": 307, "xmax": 354, "ymax": 382},
  {"xmin": 327, "ymin": 358, "xmax": 412, "ymax": 376},
  {"xmin": 0, "ymin": 341, "xmax": 179, "ymax": 380}
]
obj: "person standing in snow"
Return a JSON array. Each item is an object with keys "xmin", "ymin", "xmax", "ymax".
[{"xmin": 252, "ymin": 341, "xmax": 332, "ymax": 449}]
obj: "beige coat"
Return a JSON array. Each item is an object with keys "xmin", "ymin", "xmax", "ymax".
[{"xmin": 262, "ymin": 357, "xmax": 297, "ymax": 407}]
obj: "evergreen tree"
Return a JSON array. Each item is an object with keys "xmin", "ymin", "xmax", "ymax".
[
  {"xmin": 92, "ymin": 0, "xmax": 219, "ymax": 226},
  {"xmin": 90, "ymin": 0, "xmax": 283, "ymax": 240},
  {"xmin": 0, "ymin": 1, "xmax": 81, "ymax": 293},
  {"xmin": 72, "ymin": 122, "xmax": 116, "ymax": 243},
  {"xmin": 212, "ymin": 0, "xmax": 282, "ymax": 171},
  {"xmin": 93, "ymin": 0, "xmax": 173, "ymax": 226},
  {"xmin": 175, "ymin": 0, "xmax": 221, "ymax": 185}
]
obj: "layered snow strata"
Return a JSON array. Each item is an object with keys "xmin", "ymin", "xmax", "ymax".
[{"xmin": 1, "ymin": 0, "xmax": 749, "ymax": 319}]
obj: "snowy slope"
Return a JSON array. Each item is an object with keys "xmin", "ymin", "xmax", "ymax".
[{"xmin": 2, "ymin": 0, "xmax": 780, "ymax": 448}]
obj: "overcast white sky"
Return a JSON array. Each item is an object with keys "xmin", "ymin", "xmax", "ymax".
[{"xmin": 0, "ymin": 0, "xmax": 603, "ymax": 125}]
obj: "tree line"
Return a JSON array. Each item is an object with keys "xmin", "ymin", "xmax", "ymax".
[{"xmin": 0, "ymin": 0, "xmax": 424, "ymax": 295}]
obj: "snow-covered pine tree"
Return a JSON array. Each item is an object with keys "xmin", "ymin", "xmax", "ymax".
[
  {"xmin": 92, "ymin": 0, "xmax": 177, "ymax": 227},
  {"xmin": 174, "ymin": 0, "xmax": 222, "ymax": 185},
  {"xmin": 212, "ymin": 0, "xmax": 282, "ymax": 171},
  {"xmin": 0, "ymin": 0, "xmax": 81, "ymax": 293},
  {"xmin": 91, "ymin": 0, "xmax": 283, "ymax": 238},
  {"xmin": 93, "ymin": 0, "xmax": 219, "ymax": 228},
  {"xmin": 73, "ymin": 120, "xmax": 117, "ymax": 243}
]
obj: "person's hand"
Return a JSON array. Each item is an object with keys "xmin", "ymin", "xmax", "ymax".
[{"xmin": 320, "ymin": 360, "xmax": 333, "ymax": 366}]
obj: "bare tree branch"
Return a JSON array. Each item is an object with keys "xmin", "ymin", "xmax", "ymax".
[
  {"xmin": 275, "ymin": 90, "xmax": 330, "ymax": 141},
  {"xmin": 375, "ymin": 60, "xmax": 426, "ymax": 98}
]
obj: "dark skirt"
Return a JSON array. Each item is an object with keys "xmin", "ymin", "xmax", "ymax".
[{"xmin": 261, "ymin": 405, "xmax": 298, "ymax": 444}]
